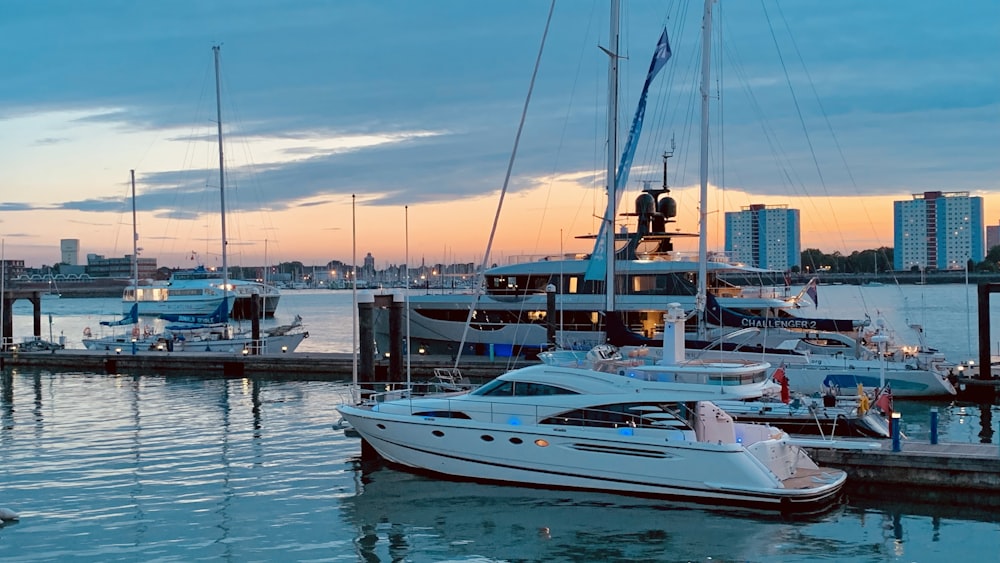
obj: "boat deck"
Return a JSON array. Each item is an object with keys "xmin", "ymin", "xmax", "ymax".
[{"xmin": 782, "ymin": 466, "xmax": 843, "ymax": 490}]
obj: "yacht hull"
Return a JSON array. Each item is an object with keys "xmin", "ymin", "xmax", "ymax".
[
  {"xmin": 83, "ymin": 331, "xmax": 306, "ymax": 355},
  {"xmin": 339, "ymin": 405, "xmax": 845, "ymax": 513}
]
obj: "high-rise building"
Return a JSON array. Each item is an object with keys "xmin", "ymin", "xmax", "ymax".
[
  {"xmin": 893, "ymin": 191, "xmax": 984, "ymax": 271},
  {"xmin": 987, "ymin": 222, "xmax": 999, "ymax": 252},
  {"xmin": 60, "ymin": 239, "xmax": 80, "ymax": 265},
  {"xmin": 363, "ymin": 252, "xmax": 376, "ymax": 282},
  {"xmin": 724, "ymin": 204, "xmax": 801, "ymax": 271}
]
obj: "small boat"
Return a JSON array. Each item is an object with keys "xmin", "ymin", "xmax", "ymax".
[
  {"xmin": 602, "ymin": 294, "xmax": 958, "ymax": 398},
  {"xmin": 125, "ymin": 267, "xmax": 281, "ymax": 320},
  {"xmin": 540, "ymin": 343, "xmax": 891, "ymax": 439},
  {"xmin": 122, "ymin": 274, "xmax": 237, "ymax": 318},
  {"xmin": 338, "ymin": 360, "xmax": 847, "ymax": 512}
]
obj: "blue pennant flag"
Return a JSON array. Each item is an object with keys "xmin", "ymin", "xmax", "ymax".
[{"xmin": 586, "ymin": 28, "xmax": 672, "ymax": 281}]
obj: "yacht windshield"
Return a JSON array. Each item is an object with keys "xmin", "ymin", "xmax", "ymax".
[{"xmin": 471, "ymin": 380, "xmax": 578, "ymax": 397}]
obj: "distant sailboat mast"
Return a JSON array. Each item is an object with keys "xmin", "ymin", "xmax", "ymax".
[
  {"xmin": 130, "ymin": 169, "xmax": 139, "ymax": 316},
  {"xmin": 603, "ymin": 0, "xmax": 621, "ymax": 313},
  {"xmin": 213, "ymin": 45, "xmax": 230, "ymax": 326},
  {"xmin": 695, "ymin": 0, "xmax": 714, "ymax": 338}
]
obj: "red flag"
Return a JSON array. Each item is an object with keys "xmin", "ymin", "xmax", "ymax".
[
  {"xmin": 874, "ymin": 387, "xmax": 893, "ymax": 414},
  {"xmin": 773, "ymin": 365, "xmax": 789, "ymax": 404}
]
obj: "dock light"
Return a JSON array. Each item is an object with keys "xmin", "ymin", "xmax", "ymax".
[
  {"xmin": 115, "ymin": 347, "xmax": 121, "ymax": 355},
  {"xmin": 384, "ymin": 352, "xmax": 391, "ymax": 359},
  {"xmin": 242, "ymin": 348, "xmax": 249, "ymax": 356},
  {"xmin": 156, "ymin": 344, "xmax": 164, "ymax": 351},
  {"xmin": 281, "ymin": 346, "xmax": 287, "ymax": 353},
  {"xmin": 418, "ymin": 347, "xmax": 426, "ymax": 355}
]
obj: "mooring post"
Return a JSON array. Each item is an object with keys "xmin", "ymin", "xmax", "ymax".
[
  {"xmin": 546, "ymin": 284, "xmax": 557, "ymax": 349},
  {"xmin": 978, "ymin": 283, "xmax": 998, "ymax": 381},
  {"xmin": 389, "ymin": 291, "xmax": 404, "ymax": 382},
  {"xmin": 251, "ymin": 293, "xmax": 261, "ymax": 355},
  {"xmin": 891, "ymin": 412, "xmax": 902, "ymax": 452},
  {"xmin": 358, "ymin": 291, "xmax": 375, "ymax": 384},
  {"xmin": 929, "ymin": 407, "xmax": 938, "ymax": 445}
]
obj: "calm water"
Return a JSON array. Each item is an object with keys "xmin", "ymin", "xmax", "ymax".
[{"xmin": 2, "ymin": 286, "xmax": 1000, "ymax": 562}]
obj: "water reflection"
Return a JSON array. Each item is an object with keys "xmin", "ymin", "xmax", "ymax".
[
  {"xmin": 339, "ymin": 461, "xmax": 829, "ymax": 562},
  {"xmin": 340, "ymin": 459, "xmax": 1000, "ymax": 562}
]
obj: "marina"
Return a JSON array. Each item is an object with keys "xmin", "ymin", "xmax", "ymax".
[{"xmin": 2, "ymin": 0, "xmax": 998, "ymax": 560}]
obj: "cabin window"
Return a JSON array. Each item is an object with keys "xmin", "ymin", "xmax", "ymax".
[
  {"xmin": 540, "ymin": 402, "xmax": 688, "ymax": 429},
  {"xmin": 472, "ymin": 380, "xmax": 577, "ymax": 397},
  {"xmin": 567, "ymin": 276, "xmax": 579, "ymax": 294}
]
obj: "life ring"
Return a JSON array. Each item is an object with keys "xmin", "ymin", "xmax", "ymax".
[{"xmin": 83, "ymin": 327, "xmax": 92, "ymax": 337}]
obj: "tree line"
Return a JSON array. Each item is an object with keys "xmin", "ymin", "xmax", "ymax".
[{"xmin": 797, "ymin": 246, "xmax": 1000, "ymax": 274}]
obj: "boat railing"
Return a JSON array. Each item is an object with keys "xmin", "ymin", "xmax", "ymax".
[{"xmin": 352, "ymin": 379, "xmax": 474, "ymax": 404}]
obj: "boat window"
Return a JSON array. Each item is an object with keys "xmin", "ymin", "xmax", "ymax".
[
  {"xmin": 540, "ymin": 402, "xmax": 688, "ymax": 429},
  {"xmin": 514, "ymin": 382, "xmax": 577, "ymax": 396},
  {"xmin": 473, "ymin": 380, "xmax": 514, "ymax": 396},
  {"xmin": 472, "ymin": 380, "xmax": 577, "ymax": 397},
  {"xmin": 412, "ymin": 411, "xmax": 471, "ymax": 419}
]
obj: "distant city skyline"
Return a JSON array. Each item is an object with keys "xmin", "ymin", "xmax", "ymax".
[{"xmin": 2, "ymin": 1, "xmax": 997, "ymax": 269}]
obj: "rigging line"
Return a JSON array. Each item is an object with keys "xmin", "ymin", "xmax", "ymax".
[
  {"xmin": 760, "ymin": 1, "xmax": 831, "ymax": 197},
  {"xmin": 760, "ymin": 0, "xmax": 861, "ymax": 265},
  {"xmin": 453, "ymin": 0, "xmax": 556, "ymax": 369},
  {"xmin": 513, "ymin": 0, "xmax": 599, "ymax": 369},
  {"xmin": 772, "ymin": 2, "xmax": 874, "ymax": 240},
  {"xmin": 771, "ymin": 2, "xmax": 897, "ymax": 291},
  {"xmin": 722, "ymin": 41, "xmax": 808, "ymax": 199}
]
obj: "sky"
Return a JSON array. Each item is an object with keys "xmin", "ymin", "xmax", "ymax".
[{"xmin": 2, "ymin": 0, "xmax": 998, "ymax": 270}]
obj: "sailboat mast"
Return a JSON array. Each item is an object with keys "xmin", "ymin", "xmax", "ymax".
[
  {"xmin": 696, "ymin": 0, "xmax": 714, "ymax": 336},
  {"xmin": 130, "ymin": 169, "xmax": 139, "ymax": 304},
  {"xmin": 604, "ymin": 0, "xmax": 621, "ymax": 313},
  {"xmin": 213, "ymin": 45, "xmax": 229, "ymax": 323}
]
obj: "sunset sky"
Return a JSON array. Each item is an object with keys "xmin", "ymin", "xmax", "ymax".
[{"xmin": 2, "ymin": 1, "xmax": 998, "ymax": 270}]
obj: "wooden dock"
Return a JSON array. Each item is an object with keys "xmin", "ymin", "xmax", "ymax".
[
  {"xmin": 803, "ymin": 440, "xmax": 1000, "ymax": 504},
  {"xmin": 0, "ymin": 349, "xmax": 527, "ymax": 380}
]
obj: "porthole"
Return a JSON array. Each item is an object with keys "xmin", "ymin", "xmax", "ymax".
[
  {"xmin": 509, "ymin": 437, "xmax": 523, "ymax": 445},
  {"xmin": 481, "ymin": 435, "xmax": 494, "ymax": 442},
  {"xmin": 376, "ymin": 424, "xmax": 386, "ymax": 430},
  {"xmin": 534, "ymin": 439, "xmax": 549, "ymax": 447},
  {"xmin": 432, "ymin": 430, "xmax": 444, "ymax": 437}
]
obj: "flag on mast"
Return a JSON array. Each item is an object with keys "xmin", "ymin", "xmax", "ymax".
[
  {"xmin": 585, "ymin": 28, "xmax": 672, "ymax": 281},
  {"xmin": 805, "ymin": 278, "xmax": 819, "ymax": 308}
]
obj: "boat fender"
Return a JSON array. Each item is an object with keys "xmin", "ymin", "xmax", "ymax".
[{"xmin": 303, "ymin": 332, "xmax": 309, "ymax": 338}]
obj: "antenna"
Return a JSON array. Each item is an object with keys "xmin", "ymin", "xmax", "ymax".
[{"xmin": 662, "ymin": 134, "xmax": 676, "ymax": 193}]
